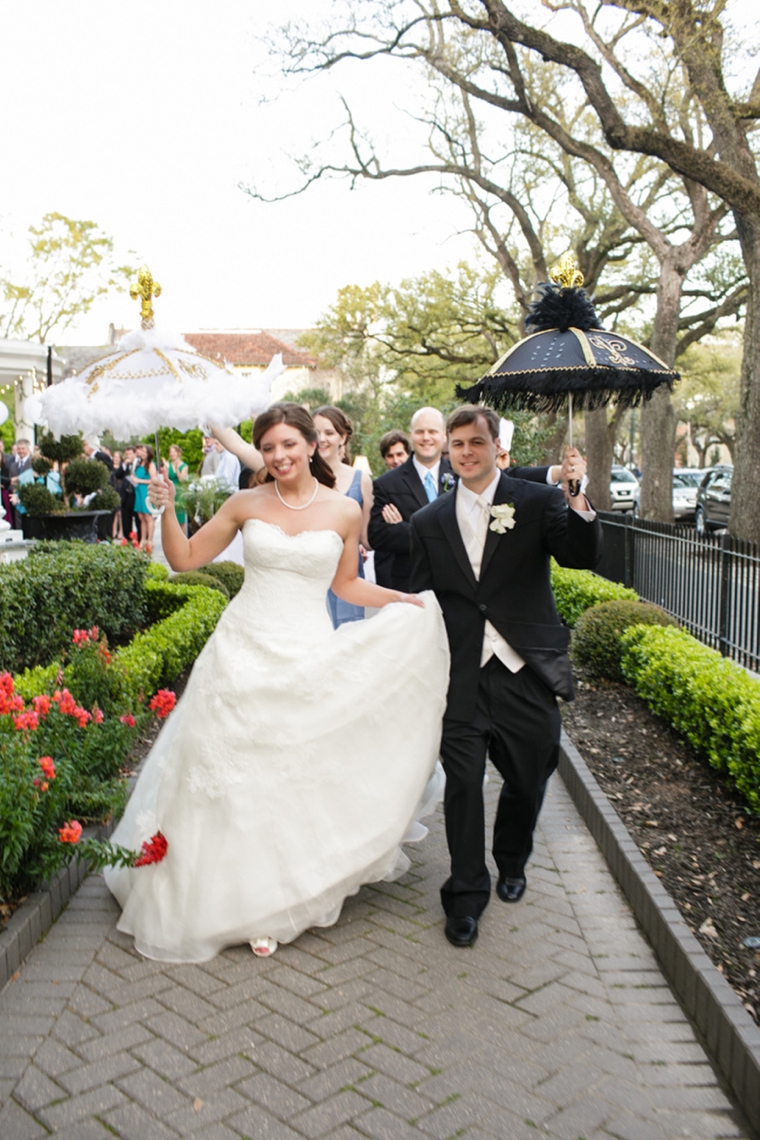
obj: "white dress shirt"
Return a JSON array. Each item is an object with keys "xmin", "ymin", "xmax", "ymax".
[
  {"xmin": 456, "ymin": 472, "xmax": 526, "ymax": 673},
  {"xmin": 413, "ymin": 456, "xmax": 441, "ymax": 494}
]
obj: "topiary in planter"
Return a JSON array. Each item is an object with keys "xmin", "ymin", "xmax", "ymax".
[
  {"xmin": 571, "ymin": 599, "xmax": 678, "ymax": 682},
  {"xmin": 168, "ymin": 570, "xmax": 230, "ymax": 598},
  {"xmin": 198, "ymin": 560, "xmax": 244, "ymax": 598},
  {"xmin": 87, "ymin": 486, "xmax": 121, "ymax": 512},
  {"xmin": 64, "ymin": 456, "xmax": 110, "ymax": 502},
  {"xmin": 17, "ymin": 483, "xmax": 64, "ymax": 517}
]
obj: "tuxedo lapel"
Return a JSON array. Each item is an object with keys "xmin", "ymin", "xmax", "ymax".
[
  {"xmin": 480, "ymin": 473, "xmax": 518, "ymax": 580},
  {"xmin": 439, "ymin": 489, "xmax": 478, "ymax": 591},
  {"xmin": 401, "ymin": 458, "xmax": 428, "ymax": 512}
]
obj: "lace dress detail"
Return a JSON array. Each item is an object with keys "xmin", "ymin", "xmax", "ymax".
[{"xmin": 105, "ymin": 519, "xmax": 449, "ymax": 962}]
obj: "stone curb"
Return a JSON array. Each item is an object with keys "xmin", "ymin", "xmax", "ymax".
[
  {"xmin": 559, "ymin": 728, "xmax": 760, "ymax": 1135},
  {"xmin": 0, "ymin": 816, "xmax": 114, "ymax": 993}
]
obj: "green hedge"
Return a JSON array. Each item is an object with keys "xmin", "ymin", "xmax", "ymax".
[
  {"xmin": 550, "ymin": 563, "xmax": 638, "ymax": 628},
  {"xmin": 571, "ymin": 599, "xmax": 678, "ymax": 682},
  {"xmin": 14, "ymin": 579, "xmax": 227, "ymax": 703},
  {"xmin": 116, "ymin": 582, "xmax": 227, "ymax": 702},
  {"xmin": 621, "ymin": 625, "xmax": 760, "ymax": 815},
  {"xmin": 0, "ymin": 544, "xmax": 149, "ymax": 675}
]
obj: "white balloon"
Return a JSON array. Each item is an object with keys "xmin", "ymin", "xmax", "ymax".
[{"xmin": 0, "ymin": 402, "xmax": 8, "ymax": 426}]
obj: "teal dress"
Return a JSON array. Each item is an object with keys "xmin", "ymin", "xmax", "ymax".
[
  {"xmin": 133, "ymin": 464, "xmax": 150, "ymax": 513},
  {"xmin": 327, "ymin": 468, "xmax": 365, "ymax": 627}
]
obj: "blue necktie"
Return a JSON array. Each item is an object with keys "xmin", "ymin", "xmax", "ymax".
[{"xmin": 424, "ymin": 470, "xmax": 438, "ymax": 502}]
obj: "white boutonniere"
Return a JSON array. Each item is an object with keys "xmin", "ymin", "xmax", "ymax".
[
  {"xmin": 489, "ymin": 502, "xmax": 516, "ymax": 533},
  {"xmin": 442, "ymin": 473, "xmax": 456, "ymax": 492}
]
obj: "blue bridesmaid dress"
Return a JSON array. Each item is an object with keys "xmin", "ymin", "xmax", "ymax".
[{"xmin": 327, "ymin": 468, "xmax": 366, "ymax": 627}]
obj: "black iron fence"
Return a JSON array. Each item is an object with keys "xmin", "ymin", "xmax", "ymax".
[{"xmin": 595, "ymin": 511, "xmax": 760, "ymax": 672}]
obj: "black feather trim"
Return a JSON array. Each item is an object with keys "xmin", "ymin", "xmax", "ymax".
[
  {"xmin": 525, "ymin": 283, "xmax": 603, "ymax": 334},
  {"xmin": 455, "ymin": 367, "xmax": 676, "ymax": 414}
]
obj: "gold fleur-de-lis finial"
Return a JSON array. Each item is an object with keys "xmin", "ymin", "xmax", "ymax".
[
  {"xmin": 550, "ymin": 251, "xmax": 584, "ymax": 289},
  {"xmin": 129, "ymin": 265, "xmax": 162, "ymax": 328}
]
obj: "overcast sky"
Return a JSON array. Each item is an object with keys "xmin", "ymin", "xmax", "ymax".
[{"xmin": 0, "ymin": 0, "xmax": 479, "ymax": 345}]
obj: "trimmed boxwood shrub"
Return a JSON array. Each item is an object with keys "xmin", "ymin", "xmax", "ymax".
[
  {"xmin": 621, "ymin": 625, "xmax": 760, "ymax": 814},
  {"xmin": 571, "ymin": 600, "xmax": 678, "ymax": 682},
  {"xmin": 550, "ymin": 563, "xmax": 638, "ymax": 628},
  {"xmin": 198, "ymin": 560, "xmax": 244, "ymax": 598},
  {"xmin": 169, "ymin": 571, "xmax": 230, "ymax": 598},
  {"xmin": 0, "ymin": 543, "xmax": 149, "ymax": 675}
]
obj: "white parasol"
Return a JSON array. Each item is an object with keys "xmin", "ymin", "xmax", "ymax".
[{"xmin": 35, "ymin": 267, "xmax": 285, "ymax": 440}]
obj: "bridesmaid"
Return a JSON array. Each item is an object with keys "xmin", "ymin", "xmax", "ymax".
[
  {"xmin": 312, "ymin": 406, "xmax": 373, "ymax": 627},
  {"xmin": 132, "ymin": 444, "xmax": 157, "ymax": 551}
]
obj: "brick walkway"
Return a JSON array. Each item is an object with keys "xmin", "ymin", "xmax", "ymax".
[{"xmin": 0, "ymin": 769, "xmax": 751, "ymax": 1140}]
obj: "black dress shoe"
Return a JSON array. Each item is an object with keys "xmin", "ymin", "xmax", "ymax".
[
  {"xmin": 444, "ymin": 915, "xmax": 478, "ymax": 947},
  {"xmin": 496, "ymin": 875, "xmax": 526, "ymax": 903}
]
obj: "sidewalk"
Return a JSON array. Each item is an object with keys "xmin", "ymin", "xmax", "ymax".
[{"xmin": 0, "ymin": 770, "xmax": 751, "ymax": 1139}]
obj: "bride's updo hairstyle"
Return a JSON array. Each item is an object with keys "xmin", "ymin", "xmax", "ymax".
[
  {"xmin": 314, "ymin": 405, "xmax": 353, "ymax": 464},
  {"xmin": 253, "ymin": 403, "xmax": 336, "ymax": 489}
]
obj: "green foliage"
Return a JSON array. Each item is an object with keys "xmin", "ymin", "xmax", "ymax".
[
  {"xmin": 148, "ymin": 427, "xmax": 204, "ymax": 473},
  {"xmin": 88, "ymin": 486, "xmax": 121, "ymax": 512},
  {"xmin": 31, "ymin": 456, "xmax": 52, "ymax": 477},
  {"xmin": 0, "ymin": 543, "xmax": 148, "ymax": 674},
  {"xmin": 116, "ymin": 582, "xmax": 227, "ymax": 703},
  {"xmin": 169, "ymin": 571, "xmax": 230, "ymax": 598},
  {"xmin": 197, "ymin": 560, "xmax": 245, "ymax": 598},
  {"xmin": 550, "ymin": 563, "xmax": 638, "ymax": 628},
  {"xmin": 0, "ymin": 212, "xmax": 135, "ymax": 343},
  {"xmin": 64, "ymin": 456, "xmax": 109, "ymax": 498},
  {"xmin": 145, "ymin": 562, "xmax": 169, "ymax": 582},
  {"xmin": 37, "ymin": 431, "xmax": 83, "ymax": 464},
  {"xmin": 620, "ymin": 625, "xmax": 760, "ymax": 815},
  {"xmin": 17, "ymin": 483, "xmax": 64, "ymax": 516},
  {"xmin": 571, "ymin": 599, "xmax": 678, "ymax": 681}
]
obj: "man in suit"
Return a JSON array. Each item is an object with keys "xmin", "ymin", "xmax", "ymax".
[
  {"xmin": 121, "ymin": 446, "xmax": 137, "ymax": 540},
  {"xmin": 369, "ymin": 408, "xmax": 451, "ymax": 591},
  {"xmin": 410, "ymin": 405, "xmax": 601, "ymax": 948}
]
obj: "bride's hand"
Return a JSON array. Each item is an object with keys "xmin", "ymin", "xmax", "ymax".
[
  {"xmin": 398, "ymin": 592, "xmax": 425, "ymax": 608},
  {"xmin": 149, "ymin": 473, "xmax": 174, "ymax": 509}
]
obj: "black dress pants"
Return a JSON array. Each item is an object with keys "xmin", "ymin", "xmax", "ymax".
[{"xmin": 439, "ymin": 656, "xmax": 561, "ymax": 919}]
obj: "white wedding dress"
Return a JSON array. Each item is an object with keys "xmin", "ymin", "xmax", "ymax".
[{"xmin": 105, "ymin": 519, "xmax": 449, "ymax": 962}]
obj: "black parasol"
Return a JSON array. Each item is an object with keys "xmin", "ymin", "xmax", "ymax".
[{"xmin": 456, "ymin": 254, "xmax": 679, "ymax": 433}]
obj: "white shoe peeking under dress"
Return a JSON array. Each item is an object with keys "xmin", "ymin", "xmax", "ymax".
[{"xmin": 251, "ymin": 937, "xmax": 278, "ymax": 957}]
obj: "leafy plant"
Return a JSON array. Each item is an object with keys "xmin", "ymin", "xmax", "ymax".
[
  {"xmin": 571, "ymin": 599, "xmax": 678, "ymax": 682},
  {"xmin": 198, "ymin": 560, "xmax": 245, "ymax": 598},
  {"xmin": 178, "ymin": 477, "xmax": 233, "ymax": 526},
  {"xmin": 169, "ymin": 571, "xmax": 230, "ymax": 598},
  {"xmin": 550, "ymin": 564, "xmax": 638, "ymax": 628}
]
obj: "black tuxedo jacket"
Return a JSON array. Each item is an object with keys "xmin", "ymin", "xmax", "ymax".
[
  {"xmin": 410, "ymin": 474, "xmax": 603, "ymax": 722},
  {"xmin": 369, "ymin": 455, "xmax": 549, "ymax": 591}
]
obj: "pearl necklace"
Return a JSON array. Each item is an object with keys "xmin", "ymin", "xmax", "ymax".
[{"xmin": 275, "ymin": 476, "xmax": 319, "ymax": 511}]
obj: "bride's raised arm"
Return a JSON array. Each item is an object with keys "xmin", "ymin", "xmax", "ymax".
[
  {"xmin": 209, "ymin": 425, "xmax": 264, "ymax": 474},
  {"xmin": 149, "ymin": 474, "xmax": 243, "ymax": 571}
]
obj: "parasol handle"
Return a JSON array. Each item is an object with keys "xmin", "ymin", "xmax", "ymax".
[{"xmin": 567, "ymin": 393, "xmax": 581, "ymax": 498}]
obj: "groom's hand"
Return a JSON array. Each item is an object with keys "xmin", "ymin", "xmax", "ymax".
[{"xmin": 382, "ymin": 503, "xmax": 403, "ymax": 525}]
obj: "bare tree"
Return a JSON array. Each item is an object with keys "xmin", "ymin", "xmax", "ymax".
[{"xmin": 254, "ymin": 2, "xmax": 748, "ymax": 523}]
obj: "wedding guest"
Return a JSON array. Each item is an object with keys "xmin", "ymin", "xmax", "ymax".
[
  {"xmin": 132, "ymin": 444, "xmax": 157, "ymax": 551},
  {"xmin": 120, "ymin": 446, "xmax": 138, "ymax": 541},
  {"xmin": 313, "ymin": 405, "xmax": 373, "ymax": 626},
  {"xmin": 214, "ymin": 441, "xmax": 242, "ymax": 492},
  {"xmin": 379, "ymin": 430, "xmax": 411, "ymax": 470},
  {"xmin": 162, "ymin": 444, "xmax": 189, "ymax": 534},
  {"xmin": 111, "ymin": 451, "xmax": 126, "ymax": 538},
  {"xmin": 200, "ymin": 435, "xmax": 221, "ymax": 477}
]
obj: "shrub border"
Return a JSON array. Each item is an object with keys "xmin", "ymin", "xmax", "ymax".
[{"xmin": 559, "ymin": 730, "xmax": 760, "ymax": 1135}]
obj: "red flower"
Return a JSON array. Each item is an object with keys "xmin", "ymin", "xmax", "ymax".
[
  {"xmin": 59, "ymin": 820, "xmax": 83, "ymax": 844},
  {"xmin": 133, "ymin": 831, "xmax": 168, "ymax": 867},
  {"xmin": 149, "ymin": 690, "xmax": 176, "ymax": 719},
  {"xmin": 13, "ymin": 711, "xmax": 40, "ymax": 731},
  {"xmin": 120, "ymin": 713, "xmax": 136, "ymax": 727},
  {"xmin": 41, "ymin": 781, "xmax": 49, "ymax": 792},
  {"xmin": 93, "ymin": 708, "xmax": 104, "ymax": 724},
  {"xmin": 72, "ymin": 629, "xmax": 89, "ymax": 645},
  {"xmin": 39, "ymin": 756, "xmax": 56, "ymax": 780},
  {"xmin": 90, "ymin": 626, "xmax": 99, "ymax": 641},
  {"xmin": 32, "ymin": 694, "xmax": 52, "ymax": 716},
  {"xmin": 77, "ymin": 710, "xmax": 92, "ymax": 728},
  {"xmin": 120, "ymin": 537, "xmax": 128, "ymax": 546}
]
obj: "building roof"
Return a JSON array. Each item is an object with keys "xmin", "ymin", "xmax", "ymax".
[{"xmin": 183, "ymin": 330, "xmax": 316, "ymax": 368}]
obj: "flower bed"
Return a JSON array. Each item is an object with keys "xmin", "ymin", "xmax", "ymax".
[{"xmin": 1, "ymin": 573, "xmax": 227, "ymax": 908}]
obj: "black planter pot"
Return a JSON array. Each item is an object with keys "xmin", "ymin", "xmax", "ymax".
[{"xmin": 21, "ymin": 510, "xmax": 113, "ymax": 544}]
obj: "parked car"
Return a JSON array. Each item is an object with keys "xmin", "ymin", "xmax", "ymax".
[
  {"xmin": 609, "ymin": 465, "xmax": 640, "ymax": 512},
  {"xmin": 672, "ymin": 471, "xmax": 699, "ymax": 521},
  {"xmin": 695, "ymin": 465, "xmax": 733, "ymax": 533}
]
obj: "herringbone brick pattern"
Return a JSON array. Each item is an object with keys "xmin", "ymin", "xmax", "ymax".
[{"xmin": 0, "ymin": 773, "xmax": 751, "ymax": 1138}]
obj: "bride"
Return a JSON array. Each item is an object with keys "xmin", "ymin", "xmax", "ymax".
[{"xmin": 104, "ymin": 403, "xmax": 449, "ymax": 962}]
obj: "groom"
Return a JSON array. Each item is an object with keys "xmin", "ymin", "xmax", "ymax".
[{"xmin": 410, "ymin": 406, "xmax": 602, "ymax": 948}]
